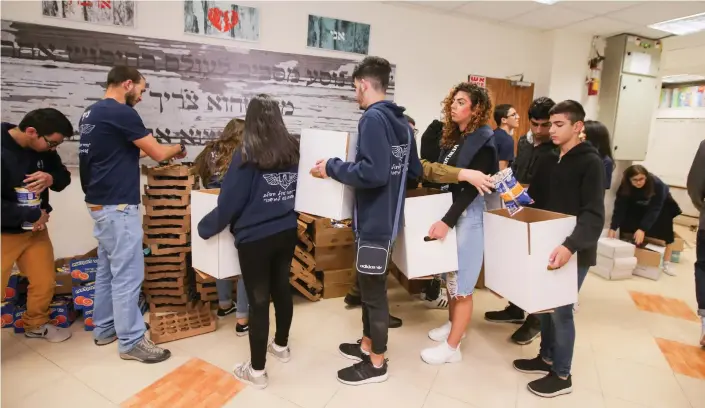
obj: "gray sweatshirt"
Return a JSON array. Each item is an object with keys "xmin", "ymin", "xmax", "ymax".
[{"xmin": 687, "ymin": 140, "xmax": 705, "ymax": 230}]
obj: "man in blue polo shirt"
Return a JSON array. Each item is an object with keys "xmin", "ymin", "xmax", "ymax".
[
  {"xmin": 79, "ymin": 66, "xmax": 187, "ymax": 364},
  {"xmin": 493, "ymin": 104, "xmax": 519, "ymax": 170}
]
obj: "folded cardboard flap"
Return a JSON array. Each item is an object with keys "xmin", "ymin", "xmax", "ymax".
[
  {"xmin": 635, "ymin": 247, "xmax": 661, "ymax": 267},
  {"xmin": 199, "ymin": 188, "xmax": 220, "ymax": 196},
  {"xmin": 487, "ymin": 207, "xmax": 572, "ymax": 223},
  {"xmin": 645, "ymin": 232, "xmax": 685, "ymax": 252}
]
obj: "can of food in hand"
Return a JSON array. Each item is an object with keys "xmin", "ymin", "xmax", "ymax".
[{"xmin": 15, "ymin": 187, "xmax": 41, "ymax": 230}]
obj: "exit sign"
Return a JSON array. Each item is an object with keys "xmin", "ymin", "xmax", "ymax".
[{"xmin": 468, "ymin": 75, "xmax": 486, "ymax": 88}]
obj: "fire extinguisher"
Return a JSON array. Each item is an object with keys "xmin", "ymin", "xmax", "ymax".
[{"xmin": 587, "ymin": 76, "xmax": 600, "ymax": 96}]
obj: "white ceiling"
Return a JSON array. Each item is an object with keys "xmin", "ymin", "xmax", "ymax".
[{"xmin": 384, "ymin": 1, "xmax": 705, "ymax": 39}]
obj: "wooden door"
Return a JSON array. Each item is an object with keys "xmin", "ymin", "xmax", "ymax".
[{"xmin": 470, "ymin": 75, "xmax": 535, "ymax": 153}]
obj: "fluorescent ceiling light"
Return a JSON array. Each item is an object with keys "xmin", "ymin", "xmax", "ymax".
[
  {"xmin": 534, "ymin": 0, "xmax": 560, "ymax": 4},
  {"xmin": 661, "ymin": 74, "xmax": 705, "ymax": 83},
  {"xmin": 649, "ymin": 12, "xmax": 705, "ymax": 36}
]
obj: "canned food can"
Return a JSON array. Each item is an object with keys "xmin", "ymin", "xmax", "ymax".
[{"xmin": 15, "ymin": 188, "xmax": 42, "ymax": 230}]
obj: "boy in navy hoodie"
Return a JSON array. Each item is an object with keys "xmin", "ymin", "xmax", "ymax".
[
  {"xmin": 512, "ymin": 100, "xmax": 604, "ymax": 398},
  {"xmin": 312, "ymin": 56, "xmax": 422, "ymax": 385}
]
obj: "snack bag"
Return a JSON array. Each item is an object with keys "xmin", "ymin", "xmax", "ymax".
[{"xmin": 491, "ymin": 168, "xmax": 533, "ymax": 216}]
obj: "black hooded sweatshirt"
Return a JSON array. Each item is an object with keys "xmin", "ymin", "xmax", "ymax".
[{"xmin": 527, "ymin": 142, "xmax": 605, "ymax": 267}]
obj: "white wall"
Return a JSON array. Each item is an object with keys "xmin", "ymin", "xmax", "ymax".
[{"xmin": 1, "ymin": 1, "xmax": 594, "ymax": 257}]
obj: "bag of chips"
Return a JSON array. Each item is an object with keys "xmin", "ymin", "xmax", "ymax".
[{"xmin": 491, "ymin": 168, "xmax": 533, "ymax": 216}]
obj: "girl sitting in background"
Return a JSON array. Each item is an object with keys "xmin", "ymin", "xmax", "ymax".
[
  {"xmin": 192, "ymin": 118, "xmax": 249, "ymax": 335},
  {"xmin": 198, "ymin": 94, "xmax": 300, "ymax": 389},
  {"xmin": 582, "ymin": 120, "xmax": 614, "ymax": 189},
  {"xmin": 608, "ymin": 165, "xmax": 682, "ymax": 276}
]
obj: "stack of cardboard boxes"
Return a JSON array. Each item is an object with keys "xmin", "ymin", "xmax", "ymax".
[
  {"xmin": 68, "ymin": 252, "xmax": 97, "ymax": 330},
  {"xmin": 143, "ymin": 164, "xmax": 216, "ymax": 344},
  {"xmin": 593, "ymin": 238, "xmax": 637, "ymax": 280}
]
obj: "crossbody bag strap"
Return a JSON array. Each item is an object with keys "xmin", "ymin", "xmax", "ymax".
[{"xmin": 390, "ymin": 126, "xmax": 412, "ymax": 241}]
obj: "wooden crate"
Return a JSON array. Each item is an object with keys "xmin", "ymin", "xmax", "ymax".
[
  {"xmin": 149, "ymin": 244, "xmax": 191, "ymax": 256},
  {"xmin": 149, "ymin": 301, "xmax": 216, "ymax": 344},
  {"xmin": 144, "ymin": 205, "xmax": 191, "ymax": 217},
  {"xmin": 142, "ymin": 194, "xmax": 190, "ymax": 207},
  {"xmin": 143, "ymin": 233, "xmax": 190, "ymax": 246}
]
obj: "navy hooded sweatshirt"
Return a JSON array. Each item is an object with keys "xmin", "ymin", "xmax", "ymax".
[
  {"xmin": 326, "ymin": 101, "xmax": 422, "ymax": 242},
  {"xmin": 197, "ymin": 151, "xmax": 298, "ymax": 246}
]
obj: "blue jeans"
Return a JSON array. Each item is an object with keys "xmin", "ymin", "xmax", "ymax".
[
  {"xmin": 88, "ymin": 205, "xmax": 146, "ymax": 353},
  {"xmin": 216, "ymin": 278, "xmax": 250, "ymax": 319},
  {"xmin": 444, "ymin": 195, "xmax": 485, "ymax": 298},
  {"xmin": 538, "ymin": 265, "xmax": 589, "ymax": 377}
]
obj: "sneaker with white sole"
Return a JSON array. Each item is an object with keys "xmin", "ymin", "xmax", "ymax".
[
  {"xmin": 428, "ymin": 321, "xmax": 466, "ymax": 342},
  {"xmin": 337, "ymin": 356, "xmax": 388, "ymax": 386},
  {"xmin": 233, "ymin": 361, "xmax": 268, "ymax": 389},
  {"xmin": 339, "ymin": 339, "xmax": 368, "ymax": 361},
  {"xmin": 25, "ymin": 324, "xmax": 72, "ymax": 343},
  {"xmin": 423, "ymin": 288, "xmax": 449, "ymax": 309},
  {"xmin": 94, "ymin": 334, "xmax": 117, "ymax": 346},
  {"xmin": 119, "ymin": 336, "xmax": 171, "ymax": 364},
  {"xmin": 420, "ymin": 341, "xmax": 462, "ymax": 365},
  {"xmin": 267, "ymin": 340, "xmax": 291, "ymax": 363},
  {"xmin": 662, "ymin": 262, "xmax": 676, "ymax": 276}
]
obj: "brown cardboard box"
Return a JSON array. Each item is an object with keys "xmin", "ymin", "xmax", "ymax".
[
  {"xmin": 645, "ymin": 232, "xmax": 685, "ymax": 252},
  {"xmin": 321, "ymin": 269, "xmax": 356, "ymax": 285},
  {"xmin": 322, "ymin": 282, "xmax": 354, "ymax": 299},
  {"xmin": 389, "ymin": 263, "xmax": 431, "ymax": 295},
  {"xmin": 633, "ymin": 247, "xmax": 662, "ymax": 280},
  {"xmin": 311, "ymin": 217, "xmax": 354, "ymax": 247},
  {"xmin": 314, "ymin": 245, "xmax": 355, "ymax": 271}
]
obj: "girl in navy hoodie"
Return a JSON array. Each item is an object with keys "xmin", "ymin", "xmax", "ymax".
[
  {"xmin": 609, "ymin": 165, "xmax": 682, "ymax": 275},
  {"xmin": 198, "ymin": 95, "xmax": 299, "ymax": 389},
  {"xmin": 421, "ymin": 83, "xmax": 499, "ymax": 365},
  {"xmin": 581, "ymin": 120, "xmax": 614, "ymax": 189}
]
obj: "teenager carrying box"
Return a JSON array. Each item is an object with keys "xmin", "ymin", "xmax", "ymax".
[{"xmin": 511, "ymin": 100, "xmax": 605, "ymax": 398}]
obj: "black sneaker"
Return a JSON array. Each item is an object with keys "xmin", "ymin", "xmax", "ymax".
[
  {"xmin": 527, "ymin": 372, "xmax": 573, "ymax": 398},
  {"xmin": 344, "ymin": 294, "xmax": 362, "ymax": 307},
  {"xmin": 485, "ymin": 303, "xmax": 525, "ymax": 324},
  {"xmin": 511, "ymin": 315, "xmax": 541, "ymax": 345},
  {"xmin": 235, "ymin": 323, "xmax": 249, "ymax": 337},
  {"xmin": 389, "ymin": 314, "xmax": 402, "ymax": 329},
  {"xmin": 217, "ymin": 304, "xmax": 237, "ymax": 319},
  {"xmin": 513, "ymin": 355, "xmax": 552, "ymax": 374},
  {"xmin": 337, "ymin": 356, "xmax": 389, "ymax": 386},
  {"xmin": 339, "ymin": 339, "xmax": 367, "ymax": 361}
]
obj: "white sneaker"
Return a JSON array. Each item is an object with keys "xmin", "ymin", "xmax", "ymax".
[
  {"xmin": 25, "ymin": 324, "xmax": 72, "ymax": 343},
  {"xmin": 662, "ymin": 262, "xmax": 676, "ymax": 276},
  {"xmin": 423, "ymin": 288, "xmax": 449, "ymax": 310},
  {"xmin": 700, "ymin": 316, "xmax": 705, "ymax": 347},
  {"xmin": 421, "ymin": 341, "xmax": 462, "ymax": 365},
  {"xmin": 428, "ymin": 321, "xmax": 466, "ymax": 342}
]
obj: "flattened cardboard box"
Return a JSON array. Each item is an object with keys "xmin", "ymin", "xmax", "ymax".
[{"xmin": 295, "ymin": 129, "xmax": 357, "ymax": 221}]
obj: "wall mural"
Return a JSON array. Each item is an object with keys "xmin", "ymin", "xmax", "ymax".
[
  {"xmin": 184, "ymin": 0, "xmax": 259, "ymax": 42},
  {"xmin": 41, "ymin": 0, "xmax": 135, "ymax": 28},
  {"xmin": 0, "ymin": 20, "xmax": 395, "ymax": 166}
]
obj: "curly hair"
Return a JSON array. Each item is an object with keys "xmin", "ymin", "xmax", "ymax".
[
  {"xmin": 440, "ymin": 82, "xmax": 493, "ymax": 149},
  {"xmin": 193, "ymin": 118, "xmax": 245, "ymax": 185}
]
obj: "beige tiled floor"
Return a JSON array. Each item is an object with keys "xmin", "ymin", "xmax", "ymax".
[{"xmin": 2, "ymin": 226, "xmax": 703, "ymax": 408}]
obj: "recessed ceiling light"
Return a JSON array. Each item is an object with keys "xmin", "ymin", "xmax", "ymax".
[
  {"xmin": 661, "ymin": 74, "xmax": 705, "ymax": 83},
  {"xmin": 534, "ymin": 0, "xmax": 560, "ymax": 4},
  {"xmin": 649, "ymin": 12, "xmax": 705, "ymax": 36}
]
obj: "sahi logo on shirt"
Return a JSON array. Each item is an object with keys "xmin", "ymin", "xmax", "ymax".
[{"xmin": 263, "ymin": 172, "xmax": 297, "ymax": 190}]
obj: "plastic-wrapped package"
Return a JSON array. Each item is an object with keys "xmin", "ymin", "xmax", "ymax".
[{"xmin": 491, "ymin": 168, "xmax": 533, "ymax": 216}]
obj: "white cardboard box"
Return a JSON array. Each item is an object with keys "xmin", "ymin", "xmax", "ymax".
[
  {"xmin": 191, "ymin": 189, "xmax": 241, "ymax": 279},
  {"xmin": 597, "ymin": 238, "xmax": 636, "ymax": 259},
  {"xmin": 295, "ymin": 129, "xmax": 357, "ymax": 220},
  {"xmin": 484, "ymin": 208, "xmax": 578, "ymax": 314},
  {"xmin": 592, "ymin": 255, "xmax": 636, "ymax": 280},
  {"xmin": 392, "ymin": 189, "xmax": 458, "ymax": 279},
  {"xmin": 633, "ymin": 244, "xmax": 663, "ymax": 281}
]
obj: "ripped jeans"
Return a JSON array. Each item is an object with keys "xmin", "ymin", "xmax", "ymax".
[{"xmin": 445, "ymin": 195, "xmax": 485, "ymax": 298}]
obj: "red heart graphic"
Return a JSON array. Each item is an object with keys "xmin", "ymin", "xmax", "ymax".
[{"xmin": 207, "ymin": 8, "xmax": 239, "ymax": 32}]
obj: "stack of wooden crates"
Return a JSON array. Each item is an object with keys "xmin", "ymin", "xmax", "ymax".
[
  {"xmin": 294, "ymin": 213, "xmax": 356, "ymax": 300},
  {"xmin": 142, "ymin": 164, "xmax": 216, "ymax": 344}
]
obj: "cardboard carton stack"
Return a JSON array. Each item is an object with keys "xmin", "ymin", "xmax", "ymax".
[
  {"xmin": 143, "ymin": 164, "xmax": 216, "ymax": 341},
  {"xmin": 142, "ymin": 165, "xmax": 195, "ymax": 313},
  {"xmin": 295, "ymin": 213, "xmax": 356, "ymax": 300},
  {"xmin": 593, "ymin": 238, "xmax": 637, "ymax": 280},
  {"xmin": 194, "ymin": 269, "xmax": 237, "ymax": 303}
]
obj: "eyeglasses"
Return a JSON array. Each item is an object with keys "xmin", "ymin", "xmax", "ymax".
[
  {"xmin": 507, "ymin": 112, "xmax": 519, "ymax": 118},
  {"xmin": 42, "ymin": 136, "xmax": 61, "ymax": 149}
]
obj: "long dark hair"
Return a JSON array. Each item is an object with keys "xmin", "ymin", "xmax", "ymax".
[
  {"xmin": 584, "ymin": 120, "xmax": 614, "ymax": 166},
  {"xmin": 440, "ymin": 82, "xmax": 493, "ymax": 149},
  {"xmin": 619, "ymin": 164, "xmax": 655, "ymax": 198},
  {"xmin": 241, "ymin": 94, "xmax": 299, "ymax": 169},
  {"xmin": 193, "ymin": 118, "xmax": 245, "ymax": 184}
]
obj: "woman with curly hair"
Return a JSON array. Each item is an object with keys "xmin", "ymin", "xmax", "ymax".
[
  {"xmin": 192, "ymin": 118, "xmax": 250, "ymax": 335},
  {"xmin": 421, "ymin": 83, "xmax": 499, "ymax": 365}
]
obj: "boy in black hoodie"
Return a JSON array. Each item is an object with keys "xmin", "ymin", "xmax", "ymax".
[
  {"xmin": 312, "ymin": 56, "xmax": 422, "ymax": 385},
  {"xmin": 512, "ymin": 100, "xmax": 604, "ymax": 398}
]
